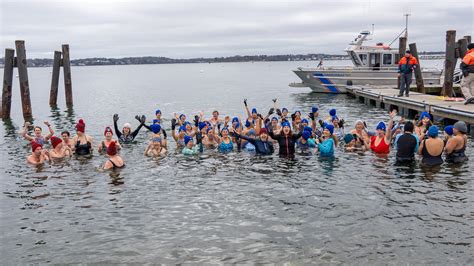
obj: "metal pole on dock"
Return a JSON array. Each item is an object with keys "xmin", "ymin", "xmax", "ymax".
[
  {"xmin": 1, "ymin": 48, "xmax": 15, "ymax": 119},
  {"xmin": 442, "ymin": 30, "xmax": 456, "ymax": 97},
  {"xmin": 49, "ymin": 51, "xmax": 62, "ymax": 106},
  {"xmin": 408, "ymin": 43, "xmax": 425, "ymax": 93},
  {"xmin": 15, "ymin": 40, "xmax": 33, "ymax": 120},
  {"xmin": 397, "ymin": 37, "xmax": 407, "ymax": 89},
  {"xmin": 62, "ymin": 44, "xmax": 73, "ymax": 107}
]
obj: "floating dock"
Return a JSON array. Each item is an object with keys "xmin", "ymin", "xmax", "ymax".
[{"xmin": 346, "ymin": 85, "xmax": 474, "ymax": 136}]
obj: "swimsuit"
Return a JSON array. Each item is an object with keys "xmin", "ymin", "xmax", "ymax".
[
  {"xmin": 446, "ymin": 138, "xmax": 468, "ymax": 163},
  {"xmin": 318, "ymin": 138, "xmax": 335, "ymax": 157},
  {"xmin": 35, "ymin": 136, "xmax": 46, "ymax": 146},
  {"xmin": 420, "ymin": 140, "xmax": 443, "ymax": 166},
  {"xmin": 219, "ymin": 139, "xmax": 233, "ymax": 152},
  {"xmin": 109, "ymin": 159, "xmax": 124, "ymax": 169},
  {"xmin": 370, "ymin": 136, "xmax": 390, "ymax": 154}
]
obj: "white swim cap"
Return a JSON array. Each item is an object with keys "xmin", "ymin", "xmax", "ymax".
[{"xmin": 123, "ymin": 123, "xmax": 131, "ymax": 129}]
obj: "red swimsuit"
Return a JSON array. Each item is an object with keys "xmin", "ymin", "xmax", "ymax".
[{"xmin": 370, "ymin": 136, "xmax": 390, "ymax": 154}]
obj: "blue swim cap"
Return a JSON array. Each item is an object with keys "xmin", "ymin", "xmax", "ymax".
[
  {"xmin": 301, "ymin": 119, "xmax": 309, "ymax": 124},
  {"xmin": 302, "ymin": 130, "xmax": 311, "ymax": 140},
  {"xmin": 221, "ymin": 126, "xmax": 229, "ymax": 133},
  {"xmin": 248, "ymin": 129, "xmax": 257, "ymax": 136},
  {"xmin": 232, "ymin": 117, "xmax": 239, "ymax": 123},
  {"xmin": 178, "ymin": 125, "xmax": 186, "ymax": 132},
  {"xmin": 150, "ymin": 124, "xmax": 161, "ymax": 134},
  {"xmin": 282, "ymin": 108, "xmax": 288, "ymax": 113},
  {"xmin": 245, "ymin": 119, "xmax": 252, "ymax": 128},
  {"xmin": 184, "ymin": 121, "xmax": 191, "ymax": 127},
  {"xmin": 312, "ymin": 106, "xmax": 319, "ymax": 113},
  {"xmin": 344, "ymin": 134, "xmax": 354, "ymax": 144},
  {"xmin": 184, "ymin": 135, "xmax": 193, "ymax": 145},
  {"xmin": 271, "ymin": 117, "xmax": 278, "ymax": 121},
  {"xmin": 152, "ymin": 119, "xmax": 159, "ymax": 124},
  {"xmin": 198, "ymin": 122, "xmax": 207, "ymax": 131},
  {"xmin": 419, "ymin": 111, "xmax": 431, "ymax": 121},
  {"xmin": 376, "ymin": 121, "xmax": 386, "ymax": 131},
  {"xmin": 251, "ymin": 108, "xmax": 257, "ymax": 114},
  {"xmin": 329, "ymin": 109, "xmax": 337, "ymax": 117},
  {"xmin": 155, "ymin": 109, "xmax": 161, "ymax": 115},
  {"xmin": 281, "ymin": 121, "xmax": 291, "ymax": 128},
  {"xmin": 444, "ymin": 125, "xmax": 454, "ymax": 136},
  {"xmin": 179, "ymin": 114, "xmax": 186, "ymax": 120},
  {"xmin": 303, "ymin": 126, "xmax": 312, "ymax": 133},
  {"xmin": 325, "ymin": 124, "xmax": 334, "ymax": 135},
  {"xmin": 428, "ymin": 125, "xmax": 439, "ymax": 138}
]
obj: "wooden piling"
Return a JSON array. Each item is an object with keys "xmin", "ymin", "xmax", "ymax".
[
  {"xmin": 15, "ymin": 40, "xmax": 33, "ymax": 120},
  {"xmin": 442, "ymin": 30, "xmax": 456, "ymax": 97},
  {"xmin": 62, "ymin": 44, "xmax": 73, "ymax": 107},
  {"xmin": 457, "ymin": 38, "xmax": 468, "ymax": 58},
  {"xmin": 397, "ymin": 37, "xmax": 407, "ymax": 89},
  {"xmin": 1, "ymin": 49, "xmax": 15, "ymax": 119},
  {"xmin": 408, "ymin": 43, "xmax": 425, "ymax": 93},
  {"xmin": 49, "ymin": 51, "xmax": 62, "ymax": 106},
  {"xmin": 464, "ymin": 35, "xmax": 471, "ymax": 44}
]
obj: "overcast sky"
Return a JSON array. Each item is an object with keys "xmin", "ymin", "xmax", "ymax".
[{"xmin": 0, "ymin": 0, "xmax": 472, "ymax": 59}]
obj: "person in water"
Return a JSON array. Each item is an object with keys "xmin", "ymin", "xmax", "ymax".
[
  {"xmin": 103, "ymin": 141, "xmax": 124, "ymax": 170},
  {"xmin": 297, "ymin": 130, "xmax": 316, "ymax": 153},
  {"xmin": 415, "ymin": 112, "xmax": 432, "ymax": 140},
  {"xmin": 98, "ymin": 127, "xmax": 121, "ymax": 154},
  {"xmin": 443, "ymin": 125, "xmax": 454, "ymax": 145},
  {"xmin": 49, "ymin": 136, "xmax": 72, "ymax": 159},
  {"xmin": 144, "ymin": 137, "xmax": 167, "ymax": 157},
  {"xmin": 27, "ymin": 141, "xmax": 50, "ymax": 165},
  {"xmin": 113, "ymin": 114, "xmax": 145, "ymax": 144},
  {"xmin": 72, "ymin": 119, "xmax": 93, "ymax": 156},
  {"xmin": 316, "ymin": 124, "xmax": 337, "ymax": 157},
  {"xmin": 418, "ymin": 125, "xmax": 444, "ymax": 166},
  {"xmin": 171, "ymin": 119, "xmax": 187, "ymax": 148},
  {"xmin": 202, "ymin": 127, "xmax": 219, "ymax": 149},
  {"xmin": 21, "ymin": 121, "xmax": 54, "ymax": 145},
  {"xmin": 394, "ymin": 121, "xmax": 419, "ymax": 163},
  {"xmin": 267, "ymin": 121, "xmax": 302, "ymax": 157},
  {"xmin": 230, "ymin": 127, "xmax": 274, "ymax": 155},
  {"xmin": 445, "ymin": 121, "xmax": 469, "ymax": 163},
  {"xmin": 61, "ymin": 131, "xmax": 74, "ymax": 148},
  {"xmin": 350, "ymin": 120, "xmax": 370, "ymax": 145},
  {"xmin": 343, "ymin": 133, "xmax": 368, "ymax": 152},
  {"xmin": 370, "ymin": 110, "xmax": 396, "ymax": 154},
  {"xmin": 215, "ymin": 127, "xmax": 234, "ymax": 153},
  {"xmin": 209, "ymin": 110, "xmax": 223, "ymax": 128},
  {"xmin": 182, "ymin": 134, "xmax": 203, "ymax": 155}
]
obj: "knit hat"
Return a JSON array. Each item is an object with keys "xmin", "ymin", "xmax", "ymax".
[
  {"xmin": 31, "ymin": 141, "xmax": 42, "ymax": 152},
  {"xmin": 281, "ymin": 121, "xmax": 291, "ymax": 128},
  {"xmin": 302, "ymin": 130, "xmax": 311, "ymax": 140},
  {"xmin": 155, "ymin": 109, "xmax": 161, "ymax": 115},
  {"xmin": 198, "ymin": 122, "xmax": 207, "ymax": 131},
  {"xmin": 344, "ymin": 134, "xmax": 354, "ymax": 144},
  {"xmin": 106, "ymin": 141, "xmax": 117, "ymax": 156},
  {"xmin": 232, "ymin": 117, "xmax": 239, "ymax": 123},
  {"xmin": 248, "ymin": 129, "xmax": 257, "ymax": 136},
  {"xmin": 184, "ymin": 135, "xmax": 193, "ymax": 145},
  {"xmin": 444, "ymin": 125, "xmax": 454, "ymax": 136},
  {"xmin": 75, "ymin": 119, "xmax": 85, "ymax": 133},
  {"xmin": 325, "ymin": 124, "xmax": 334, "ymax": 135},
  {"xmin": 282, "ymin": 108, "xmax": 288, "ymax": 113},
  {"xmin": 329, "ymin": 109, "xmax": 337, "ymax": 117},
  {"xmin": 454, "ymin": 121, "xmax": 468, "ymax": 134},
  {"xmin": 271, "ymin": 117, "xmax": 278, "ymax": 121},
  {"xmin": 123, "ymin": 123, "xmax": 132, "ymax": 129},
  {"xmin": 301, "ymin": 119, "xmax": 309, "ymax": 124},
  {"xmin": 376, "ymin": 121, "xmax": 386, "ymax": 131},
  {"xmin": 427, "ymin": 125, "xmax": 439, "ymax": 138},
  {"xmin": 468, "ymin": 43, "xmax": 474, "ymax": 50},
  {"xmin": 251, "ymin": 108, "xmax": 257, "ymax": 114},
  {"xmin": 104, "ymin": 126, "xmax": 113, "ymax": 136},
  {"xmin": 419, "ymin": 111, "xmax": 431, "ymax": 121},
  {"xmin": 50, "ymin": 136, "xmax": 62, "ymax": 148},
  {"xmin": 303, "ymin": 126, "xmax": 313, "ymax": 133},
  {"xmin": 179, "ymin": 114, "xmax": 186, "ymax": 120},
  {"xmin": 405, "ymin": 50, "xmax": 411, "ymax": 54},
  {"xmin": 259, "ymin": 128, "xmax": 268, "ymax": 135},
  {"xmin": 150, "ymin": 124, "xmax": 161, "ymax": 134},
  {"xmin": 178, "ymin": 125, "xmax": 186, "ymax": 132},
  {"xmin": 312, "ymin": 106, "xmax": 319, "ymax": 113}
]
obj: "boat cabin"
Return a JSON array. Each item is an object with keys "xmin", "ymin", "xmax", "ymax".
[{"xmin": 344, "ymin": 31, "xmax": 400, "ymax": 70}]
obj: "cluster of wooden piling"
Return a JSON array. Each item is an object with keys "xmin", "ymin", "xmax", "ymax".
[{"xmin": 1, "ymin": 41, "xmax": 73, "ymax": 121}]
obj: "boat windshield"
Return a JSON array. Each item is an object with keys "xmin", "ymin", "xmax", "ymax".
[{"xmin": 349, "ymin": 51, "xmax": 361, "ymax": 66}]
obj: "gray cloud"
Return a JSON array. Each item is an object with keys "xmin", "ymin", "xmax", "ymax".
[{"xmin": 1, "ymin": 0, "xmax": 472, "ymax": 59}]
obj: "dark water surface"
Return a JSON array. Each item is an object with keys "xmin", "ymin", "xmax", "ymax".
[{"xmin": 1, "ymin": 61, "xmax": 473, "ymax": 264}]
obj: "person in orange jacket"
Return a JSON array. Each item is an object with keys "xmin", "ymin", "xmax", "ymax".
[
  {"xmin": 397, "ymin": 50, "xmax": 418, "ymax": 97},
  {"xmin": 460, "ymin": 43, "xmax": 474, "ymax": 104}
]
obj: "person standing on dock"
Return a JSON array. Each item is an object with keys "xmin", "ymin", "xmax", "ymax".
[
  {"xmin": 397, "ymin": 50, "xmax": 418, "ymax": 97},
  {"xmin": 460, "ymin": 43, "xmax": 474, "ymax": 104}
]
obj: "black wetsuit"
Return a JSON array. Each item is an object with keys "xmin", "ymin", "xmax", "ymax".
[
  {"xmin": 114, "ymin": 120, "xmax": 144, "ymax": 143},
  {"xmin": 234, "ymin": 133, "xmax": 274, "ymax": 155},
  {"xmin": 396, "ymin": 133, "xmax": 418, "ymax": 162},
  {"xmin": 268, "ymin": 130, "xmax": 302, "ymax": 156},
  {"xmin": 420, "ymin": 140, "xmax": 443, "ymax": 166}
]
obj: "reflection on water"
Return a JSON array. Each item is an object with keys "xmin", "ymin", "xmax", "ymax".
[{"xmin": 0, "ymin": 62, "xmax": 473, "ymax": 264}]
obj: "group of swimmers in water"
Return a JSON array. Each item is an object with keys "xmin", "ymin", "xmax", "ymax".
[{"xmin": 23, "ymin": 99, "xmax": 469, "ymax": 169}]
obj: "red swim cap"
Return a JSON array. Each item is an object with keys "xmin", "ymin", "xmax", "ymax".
[
  {"xmin": 76, "ymin": 119, "xmax": 85, "ymax": 133},
  {"xmin": 50, "ymin": 136, "xmax": 62, "ymax": 148},
  {"xmin": 31, "ymin": 141, "xmax": 43, "ymax": 152}
]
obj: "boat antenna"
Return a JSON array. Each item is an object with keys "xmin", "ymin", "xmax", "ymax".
[
  {"xmin": 404, "ymin": 13, "xmax": 410, "ymax": 38},
  {"xmin": 371, "ymin": 24, "xmax": 375, "ymax": 35}
]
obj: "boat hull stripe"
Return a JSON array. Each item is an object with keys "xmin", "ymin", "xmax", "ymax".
[{"xmin": 313, "ymin": 73, "xmax": 339, "ymax": 93}]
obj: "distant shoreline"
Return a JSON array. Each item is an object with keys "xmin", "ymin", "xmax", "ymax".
[{"xmin": 0, "ymin": 53, "xmax": 445, "ymax": 68}]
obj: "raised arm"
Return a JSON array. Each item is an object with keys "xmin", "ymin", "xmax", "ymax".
[
  {"xmin": 21, "ymin": 122, "xmax": 34, "ymax": 141},
  {"xmin": 113, "ymin": 114, "xmax": 123, "ymax": 139},
  {"xmin": 171, "ymin": 119, "xmax": 178, "ymax": 141},
  {"xmin": 43, "ymin": 121, "xmax": 54, "ymax": 140},
  {"xmin": 243, "ymin": 99, "xmax": 251, "ymax": 119},
  {"xmin": 386, "ymin": 110, "xmax": 396, "ymax": 142}
]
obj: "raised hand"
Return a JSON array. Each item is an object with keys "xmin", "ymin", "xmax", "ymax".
[
  {"xmin": 272, "ymin": 98, "xmax": 277, "ymax": 103},
  {"xmin": 243, "ymin": 99, "xmax": 248, "ymax": 107},
  {"xmin": 44, "ymin": 121, "xmax": 51, "ymax": 127},
  {"xmin": 114, "ymin": 114, "xmax": 119, "ymax": 122},
  {"xmin": 171, "ymin": 118, "xmax": 177, "ymax": 130},
  {"xmin": 268, "ymin": 108, "xmax": 275, "ymax": 115}
]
